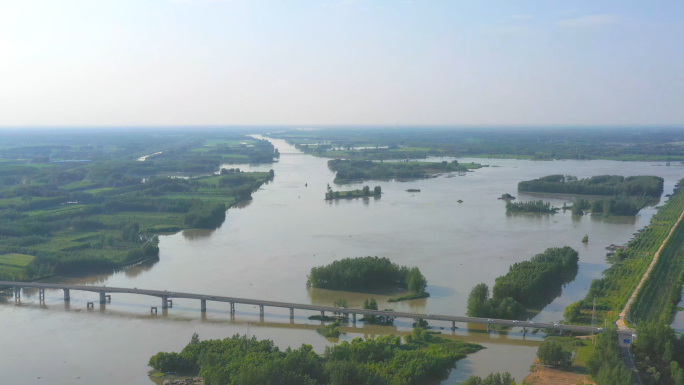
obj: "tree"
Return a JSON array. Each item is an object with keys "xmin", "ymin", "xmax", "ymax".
[
  {"xmin": 374, "ymin": 186, "xmax": 381, "ymax": 196},
  {"xmin": 537, "ymin": 340, "xmax": 572, "ymax": 368},
  {"xmin": 467, "ymin": 283, "xmax": 490, "ymax": 317},
  {"xmin": 407, "ymin": 267, "xmax": 427, "ymax": 294},
  {"xmin": 563, "ymin": 301, "xmax": 582, "ymax": 323},
  {"xmin": 363, "ymin": 298, "xmax": 378, "ymax": 310},
  {"xmin": 362, "ymin": 186, "xmax": 370, "ymax": 196}
]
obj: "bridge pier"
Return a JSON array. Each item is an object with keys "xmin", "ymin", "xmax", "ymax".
[
  {"xmin": 352, "ymin": 313, "xmax": 356, "ymax": 323},
  {"xmin": 487, "ymin": 323, "xmax": 490, "ymax": 333},
  {"xmin": 162, "ymin": 296, "xmax": 169, "ymax": 309},
  {"xmin": 259, "ymin": 305, "xmax": 264, "ymax": 317},
  {"xmin": 230, "ymin": 302, "xmax": 235, "ymax": 314},
  {"xmin": 168, "ymin": 299, "xmax": 173, "ymax": 308},
  {"xmin": 87, "ymin": 302, "xmax": 94, "ymax": 309},
  {"xmin": 201, "ymin": 299, "xmax": 207, "ymax": 312},
  {"xmin": 63, "ymin": 289, "xmax": 70, "ymax": 301},
  {"xmin": 99, "ymin": 293, "xmax": 106, "ymax": 304},
  {"xmin": 452, "ymin": 321, "xmax": 456, "ymax": 330},
  {"xmin": 38, "ymin": 288, "xmax": 45, "ymax": 301},
  {"xmin": 151, "ymin": 306, "xmax": 157, "ymax": 314},
  {"xmin": 290, "ymin": 308, "xmax": 294, "ymax": 319},
  {"xmin": 522, "ymin": 327, "xmax": 527, "ymax": 335},
  {"xmin": 320, "ymin": 310, "xmax": 324, "ymax": 318},
  {"xmin": 13, "ymin": 287, "xmax": 19, "ymax": 301},
  {"xmin": 105, "ymin": 295, "xmax": 111, "ymax": 303}
]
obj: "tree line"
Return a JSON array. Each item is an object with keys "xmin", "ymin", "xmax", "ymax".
[{"xmin": 518, "ymin": 174, "xmax": 664, "ymax": 197}]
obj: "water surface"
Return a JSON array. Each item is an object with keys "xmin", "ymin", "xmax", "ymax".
[{"xmin": 1, "ymin": 138, "xmax": 683, "ymax": 384}]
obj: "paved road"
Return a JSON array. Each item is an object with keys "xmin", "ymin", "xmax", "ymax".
[{"xmin": 0, "ymin": 280, "xmax": 602, "ymax": 334}]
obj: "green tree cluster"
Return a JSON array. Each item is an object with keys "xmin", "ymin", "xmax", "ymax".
[
  {"xmin": 632, "ymin": 322, "xmax": 684, "ymax": 385},
  {"xmin": 505, "ymin": 200, "xmax": 555, "ymax": 213},
  {"xmin": 466, "ymin": 283, "xmax": 524, "ymax": 320},
  {"xmin": 536, "ymin": 340, "xmax": 571, "ymax": 368},
  {"xmin": 307, "ymin": 256, "xmax": 428, "ymax": 295},
  {"xmin": 571, "ymin": 195, "xmax": 649, "ymax": 216},
  {"xmin": 586, "ymin": 327, "xmax": 637, "ymax": 385},
  {"xmin": 148, "ymin": 331, "xmax": 482, "ymax": 385},
  {"xmin": 492, "ymin": 247, "xmax": 579, "ymax": 307},
  {"xmin": 518, "ymin": 174, "xmax": 664, "ymax": 197}
]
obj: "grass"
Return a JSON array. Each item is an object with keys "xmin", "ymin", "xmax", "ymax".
[
  {"xmin": 0, "ymin": 254, "xmax": 34, "ymax": 267},
  {"xmin": 388, "ymin": 292, "xmax": 430, "ymax": 302}
]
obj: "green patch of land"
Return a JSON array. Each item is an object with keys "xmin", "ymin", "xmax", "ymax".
[
  {"xmin": 327, "ymin": 159, "xmax": 486, "ymax": 183},
  {"xmin": 148, "ymin": 330, "xmax": 482, "ymax": 385},
  {"xmin": 0, "ymin": 130, "xmax": 278, "ymax": 281}
]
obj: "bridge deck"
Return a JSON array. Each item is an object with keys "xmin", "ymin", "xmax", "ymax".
[{"xmin": 0, "ymin": 281, "xmax": 600, "ymax": 333}]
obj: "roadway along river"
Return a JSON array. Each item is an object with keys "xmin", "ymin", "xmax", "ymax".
[{"xmin": 1, "ymin": 137, "xmax": 683, "ymax": 384}]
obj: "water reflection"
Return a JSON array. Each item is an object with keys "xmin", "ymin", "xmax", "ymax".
[{"xmin": 181, "ymin": 229, "xmax": 216, "ymax": 241}]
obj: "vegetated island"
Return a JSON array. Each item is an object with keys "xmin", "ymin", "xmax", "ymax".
[
  {"xmin": 327, "ymin": 159, "xmax": 486, "ymax": 183},
  {"xmin": 306, "ymin": 256, "xmax": 429, "ymax": 302},
  {"xmin": 325, "ymin": 185, "xmax": 381, "ymax": 200},
  {"xmin": 148, "ymin": 331, "xmax": 483, "ymax": 385},
  {"xmin": 518, "ymin": 174, "xmax": 664, "ymax": 216},
  {"xmin": 505, "ymin": 200, "xmax": 557, "ymax": 214},
  {"xmin": 518, "ymin": 174, "xmax": 664, "ymax": 196},
  {"xmin": 498, "ymin": 193, "xmax": 515, "ymax": 200},
  {"xmin": 406, "ymin": 189, "xmax": 421, "ymax": 193},
  {"xmin": 467, "ymin": 247, "xmax": 579, "ymax": 319}
]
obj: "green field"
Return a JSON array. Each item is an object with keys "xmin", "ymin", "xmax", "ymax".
[
  {"xmin": 566, "ymin": 178, "xmax": 684, "ymax": 324},
  {"xmin": 0, "ymin": 254, "xmax": 34, "ymax": 267}
]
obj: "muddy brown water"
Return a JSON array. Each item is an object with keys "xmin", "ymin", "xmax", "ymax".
[{"xmin": 2, "ymin": 137, "xmax": 683, "ymax": 384}]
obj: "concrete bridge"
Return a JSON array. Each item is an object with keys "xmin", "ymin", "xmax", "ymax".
[{"xmin": 0, "ymin": 281, "xmax": 602, "ymax": 334}]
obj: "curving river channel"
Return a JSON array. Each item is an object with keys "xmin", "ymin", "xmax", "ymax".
[{"xmin": 2, "ymin": 136, "xmax": 684, "ymax": 385}]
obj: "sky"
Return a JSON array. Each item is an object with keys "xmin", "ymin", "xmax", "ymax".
[{"xmin": 0, "ymin": 0, "xmax": 682, "ymax": 127}]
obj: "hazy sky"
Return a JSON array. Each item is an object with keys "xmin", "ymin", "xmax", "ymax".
[{"xmin": 1, "ymin": 0, "xmax": 682, "ymax": 126}]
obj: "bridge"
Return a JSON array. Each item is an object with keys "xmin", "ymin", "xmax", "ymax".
[{"xmin": 0, "ymin": 281, "xmax": 602, "ymax": 334}]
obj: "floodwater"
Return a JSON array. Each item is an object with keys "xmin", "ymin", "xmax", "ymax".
[{"xmin": 2, "ymin": 137, "xmax": 684, "ymax": 385}]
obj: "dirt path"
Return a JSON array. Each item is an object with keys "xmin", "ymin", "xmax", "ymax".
[
  {"xmin": 524, "ymin": 363, "xmax": 595, "ymax": 385},
  {"xmin": 616, "ymin": 207, "xmax": 684, "ymax": 330}
]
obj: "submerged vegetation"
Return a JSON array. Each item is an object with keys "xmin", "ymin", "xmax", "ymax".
[
  {"xmin": 0, "ymin": 129, "xmax": 278, "ymax": 281},
  {"xmin": 569, "ymin": 195, "xmax": 650, "ymax": 216},
  {"xmin": 148, "ymin": 331, "xmax": 483, "ymax": 385},
  {"xmin": 325, "ymin": 185, "xmax": 381, "ymax": 200},
  {"xmin": 306, "ymin": 256, "xmax": 428, "ymax": 297},
  {"xmin": 468, "ymin": 247, "xmax": 579, "ymax": 319},
  {"xmin": 505, "ymin": 200, "xmax": 555, "ymax": 214}
]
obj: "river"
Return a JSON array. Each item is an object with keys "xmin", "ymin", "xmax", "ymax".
[{"xmin": 1, "ymin": 137, "xmax": 683, "ymax": 385}]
